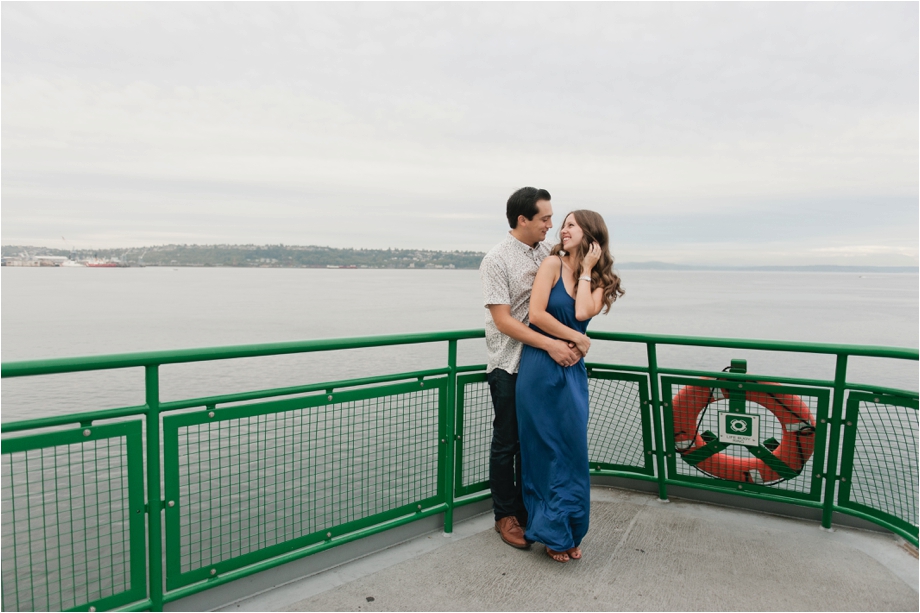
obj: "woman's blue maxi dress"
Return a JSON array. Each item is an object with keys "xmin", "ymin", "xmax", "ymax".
[{"xmin": 516, "ymin": 261, "xmax": 592, "ymax": 552}]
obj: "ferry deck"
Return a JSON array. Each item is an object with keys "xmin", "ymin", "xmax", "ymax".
[{"xmin": 208, "ymin": 486, "xmax": 918, "ymax": 612}]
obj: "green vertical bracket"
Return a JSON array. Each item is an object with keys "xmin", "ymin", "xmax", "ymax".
[
  {"xmin": 443, "ymin": 340, "xmax": 458, "ymax": 534},
  {"xmin": 728, "ymin": 359, "xmax": 748, "ymax": 413},
  {"xmin": 145, "ymin": 365, "xmax": 165, "ymax": 612},
  {"xmin": 821, "ymin": 354, "xmax": 848, "ymax": 529},
  {"xmin": 646, "ymin": 343, "xmax": 668, "ymax": 500}
]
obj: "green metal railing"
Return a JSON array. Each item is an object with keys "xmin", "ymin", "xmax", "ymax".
[{"xmin": 1, "ymin": 330, "xmax": 917, "ymax": 611}]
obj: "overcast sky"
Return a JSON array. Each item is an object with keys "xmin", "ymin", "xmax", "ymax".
[{"xmin": 2, "ymin": 2, "xmax": 917, "ymax": 265}]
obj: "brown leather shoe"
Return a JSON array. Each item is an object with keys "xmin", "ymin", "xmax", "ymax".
[{"xmin": 494, "ymin": 516, "xmax": 529, "ymax": 549}]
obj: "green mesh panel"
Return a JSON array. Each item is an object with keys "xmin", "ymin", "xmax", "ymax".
[
  {"xmin": 456, "ymin": 371, "xmax": 651, "ymax": 495},
  {"xmin": 843, "ymin": 397, "xmax": 918, "ymax": 529},
  {"xmin": 1, "ymin": 436, "xmax": 135, "ymax": 612},
  {"xmin": 587, "ymin": 376, "xmax": 648, "ymax": 470},
  {"xmin": 169, "ymin": 386, "xmax": 441, "ymax": 578},
  {"xmin": 458, "ymin": 379, "xmax": 492, "ymax": 492}
]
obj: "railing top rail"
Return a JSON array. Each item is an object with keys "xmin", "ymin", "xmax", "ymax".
[
  {"xmin": 1, "ymin": 330, "xmax": 486, "ymax": 378},
  {"xmin": 587, "ymin": 331, "xmax": 919, "ymax": 360},
  {"xmin": 2, "ymin": 329, "xmax": 917, "ymax": 379}
]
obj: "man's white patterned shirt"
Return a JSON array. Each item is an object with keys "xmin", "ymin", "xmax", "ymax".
[{"xmin": 480, "ymin": 232, "xmax": 552, "ymax": 373}]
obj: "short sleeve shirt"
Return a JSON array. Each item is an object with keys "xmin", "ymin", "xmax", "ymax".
[{"xmin": 480, "ymin": 232, "xmax": 552, "ymax": 373}]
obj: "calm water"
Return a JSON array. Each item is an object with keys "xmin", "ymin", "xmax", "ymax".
[
  {"xmin": 1, "ymin": 266, "xmax": 917, "ymax": 609},
  {"xmin": 2, "ymin": 267, "xmax": 917, "ymax": 421}
]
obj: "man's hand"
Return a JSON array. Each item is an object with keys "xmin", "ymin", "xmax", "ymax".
[{"xmin": 548, "ymin": 339, "xmax": 582, "ymax": 367}]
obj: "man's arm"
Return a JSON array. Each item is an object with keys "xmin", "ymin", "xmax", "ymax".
[
  {"xmin": 488, "ymin": 304, "xmax": 582, "ymax": 367},
  {"xmin": 528, "ymin": 258, "xmax": 592, "ymax": 356}
]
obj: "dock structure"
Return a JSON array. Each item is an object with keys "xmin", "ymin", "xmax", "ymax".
[{"xmin": 220, "ymin": 487, "xmax": 918, "ymax": 612}]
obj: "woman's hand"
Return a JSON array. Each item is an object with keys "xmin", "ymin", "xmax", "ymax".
[{"xmin": 583, "ymin": 242, "xmax": 601, "ymax": 271}]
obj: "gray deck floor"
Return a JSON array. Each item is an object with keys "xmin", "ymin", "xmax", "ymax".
[{"xmin": 221, "ymin": 487, "xmax": 918, "ymax": 612}]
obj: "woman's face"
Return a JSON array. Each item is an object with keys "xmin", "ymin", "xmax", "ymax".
[{"xmin": 559, "ymin": 214, "xmax": 584, "ymax": 251}]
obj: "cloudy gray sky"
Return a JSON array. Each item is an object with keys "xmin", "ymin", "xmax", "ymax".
[{"xmin": 2, "ymin": 2, "xmax": 917, "ymax": 265}]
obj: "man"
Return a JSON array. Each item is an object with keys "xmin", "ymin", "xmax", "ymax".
[{"xmin": 480, "ymin": 186, "xmax": 582, "ymax": 549}]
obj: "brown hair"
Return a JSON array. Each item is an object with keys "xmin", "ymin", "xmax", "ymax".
[{"xmin": 550, "ymin": 210, "xmax": 624, "ymax": 314}]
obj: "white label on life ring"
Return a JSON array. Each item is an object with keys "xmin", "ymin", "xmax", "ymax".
[
  {"xmin": 711, "ymin": 388, "xmax": 726, "ymax": 401},
  {"xmin": 718, "ymin": 411, "xmax": 760, "ymax": 446}
]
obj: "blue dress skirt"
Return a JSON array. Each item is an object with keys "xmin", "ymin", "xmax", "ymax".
[{"xmin": 516, "ymin": 270, "xmax": 591, "ymax": 552}]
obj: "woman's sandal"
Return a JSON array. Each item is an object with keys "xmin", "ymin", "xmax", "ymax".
[
  {"xmin": 566, "ymin": 546, "xmax": 582, "ymax": 560},
  {"xmin": 545, "ymin": 547, "xmax": 570, "ymax": 563}
]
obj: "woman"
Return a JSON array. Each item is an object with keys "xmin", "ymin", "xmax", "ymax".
[{"xmin": 515, "ymin": 210, "xmax": 624, "ymax": 563}]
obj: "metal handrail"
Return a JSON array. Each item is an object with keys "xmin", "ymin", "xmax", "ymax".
[
  {"xmin": 3, "ymin": 329, "xmax": 915, "ymax": 380},
  {"xmin": 0, "ymin": 330, "xmax": 486, "ymax": 377},
  {"xmin": 588, "ymin": 331, "xmax": 919, "ymax": 360}
]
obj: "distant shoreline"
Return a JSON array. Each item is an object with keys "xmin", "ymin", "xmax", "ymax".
[
  {"xmin": 616, "ymin": 262, "xmax": 919, "ymax": 273},
  {"xmin": 2, "ymin": 263, "xmax": 917, "ymax": 274},
  {"xmin": 2, "ymin": 245, "xmax": 916, "ymax": 273}
]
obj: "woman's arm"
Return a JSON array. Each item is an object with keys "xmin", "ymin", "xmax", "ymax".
[
  {"xmin": 575, "ymin": 242, "xmax": 606, "ymax": 321},
  {"xmin": 529, "ymin": 258, "xmax": 591, "ymax": 356},
  {"xmin": 575, "ymin": 286, "xmax": 605, "ymax": 321}
]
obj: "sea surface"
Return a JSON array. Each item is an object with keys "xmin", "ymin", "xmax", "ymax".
[
  {"xmin": 2, "ymin": 266, "xmax": 917, "ymax": 610},
  {"xmin": 1, "ymin": 267, "xmax": 918, "ymax": 422}
]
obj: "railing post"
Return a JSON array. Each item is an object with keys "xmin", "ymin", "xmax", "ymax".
[
  {"xmin": 145, "ymin": 365, "xmax": 164, "ymax": 611},
  {"xmin": 443, "ymin": 339, "xmax": 458, "ymax": 534},
  {"xmin": 821, "ymin": 353, "xmax": 848, "ymax": 529},
  {"xmin": 646, "ymin": 343, "xmax": 669, "ymax": 501}
]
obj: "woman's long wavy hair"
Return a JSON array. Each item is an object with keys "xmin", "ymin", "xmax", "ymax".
[{"xmin": 550, "ymin": 210, "xmax": 624, "ymax": 314}]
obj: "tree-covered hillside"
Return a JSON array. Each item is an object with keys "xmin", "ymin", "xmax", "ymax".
[{"xmin": 1, "ymin": 244, "xmax": 486, "ymax": 269}]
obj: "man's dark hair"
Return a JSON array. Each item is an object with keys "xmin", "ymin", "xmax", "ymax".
[{"xmin": 506, "ymin": 187, "xmax": 551, "ymax": 228}]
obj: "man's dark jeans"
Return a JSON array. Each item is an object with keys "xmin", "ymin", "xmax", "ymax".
[{"xmin": 487, "ymin": 368, "xmax": 526, "ymax": 523}]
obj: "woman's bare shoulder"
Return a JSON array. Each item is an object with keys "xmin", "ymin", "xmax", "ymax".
[
  {"xmin": 534, "ymin": 254, "xmax": 562, "ymax": 285},
  {"xmin": 538, "ymin": 254, "xmax": 563, "ymax": 270}
]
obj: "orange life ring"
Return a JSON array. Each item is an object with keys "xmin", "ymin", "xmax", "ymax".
[{"xmin": 672, "ymin": 382, "xmax": 816, "ymax": 485}]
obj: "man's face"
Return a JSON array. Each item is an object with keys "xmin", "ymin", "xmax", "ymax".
[{"xmin": 518, "ymin": 199, "xmax": 553, "ymax": 246}]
